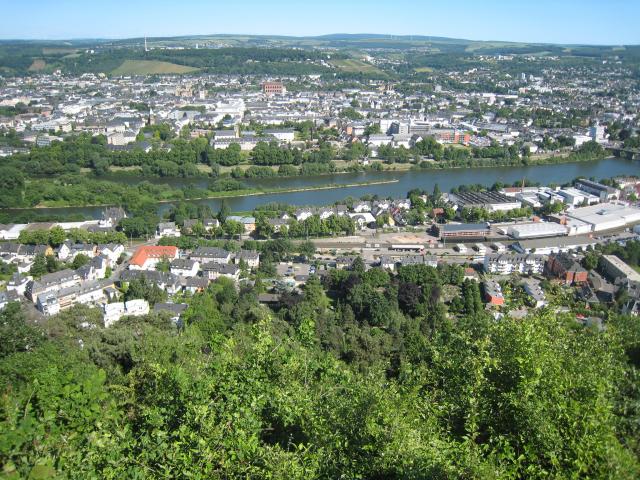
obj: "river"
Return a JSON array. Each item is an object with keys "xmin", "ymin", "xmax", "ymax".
[{"xmin": 8, "ymin": 157, "xmax": 640, "ymax": 219}]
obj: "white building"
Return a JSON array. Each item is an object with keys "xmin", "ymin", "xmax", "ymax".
[
  {"xmin": 506, "ymin": 222, "xmax": 568, "ymax": 239},
  {"xmin": 484, "ymin": 253, "xmax": 545, "ymax": 275}
]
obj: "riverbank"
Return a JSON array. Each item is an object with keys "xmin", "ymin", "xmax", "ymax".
[
  {"xmin": 3, "ymin": 157, "xmax": 637, "ymax": 222},
  {"xmin": 17, "ymin": 179, "xmax": 400, "ymax": 210},
  {"xmin": 85, "ymin": 149, "xmax": 605, "ymax": 183}
]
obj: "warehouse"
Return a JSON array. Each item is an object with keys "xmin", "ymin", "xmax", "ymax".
[
  {"xmin": 435, "ymin": 222, "xmax": 491, "ymax": 241},
  {"xmin": 506, "ymin": 222, "xmax": 568, "ymax": 239},
  {"xmin": 448, "ymin": 191, "xmax": 521, "ymax": 212},
  {"xmin": 566, "ymin": 203, "xmax": 640, "ymax": 232}
]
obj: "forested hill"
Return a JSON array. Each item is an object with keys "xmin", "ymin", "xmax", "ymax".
[
  {"xmin": 2, "ymin": 35, "xmax": 640, "ymax": 77},
  {"xmin": 1, "ymin": 265, "xmax": 640, "ymax": 478}
]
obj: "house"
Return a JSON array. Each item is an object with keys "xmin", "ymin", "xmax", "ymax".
[
  {"xmin": 103, "ymin": 299, "xmax": 150, "ymax": 328},
  {"xmin": 203, "ymin": 218, "xmax": 220, "ymax": 232},
  {"xmin": 267, "ymin": 218, "xmax": 288, "ymax": 233},
  {"xmin": 181, "ymin": 219, "xmax": 200, "ymax": 235},
  {"xmin": 35, "ymin": 280, "xmax": 106, "ymax": 316},
  {"xmin": 226, "ymin": 216, "xmax": 256, "ymax": 234},
  {"xmin": 0, "ymin": 290, "xmax": 20, "ymax": 310},
  {"xmin": 294, "ymin": 209, "xmax": 314, "ymax": 221},
  {"xmin": 202, "ymin": 262, "xmax": 240, "ymax": 281},
  {"xmin": 170, "ymin": 258, "xmax": 200, "ymax": 277},
  {"xmin": 379, "ymin": 255, "xmax": 396, "ymax": 271},
  {"xmin": 335, "ymin": 256, "xmax": 356, "ymax": 270},
  {"xmin": 349, "ymin": 212, "xmax": 376, "ymax": 229},
  {"xmin": 400, "ymin": 255, "xmax": 438, "ymax": 268},
  {"xmin": 522, "ymin": 279, "xmax": 547, "ymax": 308},
  {"xmin": 545, "ymin": 253, "xmax": 588, "ymax": 285},
  {"xmin": 119, "ymin": 270, "xmax": 182, "ymax": 295},
  {"xmin": 96, "ymin": 243, "xmax": 125, "ymax": 265},
  {"xmin": 353, "ymin": 201, "xmax": 372, "ymax": 213},
  {"xmin": 190, "ymin": 247, "xmax": 231, "ymax": 264},
  {"xmin": 129, "ymin": 246, "xmax": 179, "ymax": 270},
  {"xmin": 483, "ymin": 280, "xmax": 505, "ymax": 306},
  {"xmin": 156, "ymin": 222, "xmax": 181, "ymax": 238},
  {"xmin": 6, "ymin": 273, "xmax": 30, "ymax": 296},
  {"xmin": 235, "ymin": 250, "xmax": 260, "ymax": 268},
  {"xmin": 26, "ymin": 269, "xmax": 80, "ymax": 302},
  {"xmin": 99, "ymin": 207, "xmax": 127, "ymax": 228},
  {"xmin": 153, "ymin": 303, "xmax": 188, "ymax": 323},
  {"xmin": 183, "ymin": 276, "xmax": 209, "ymax": 294}
]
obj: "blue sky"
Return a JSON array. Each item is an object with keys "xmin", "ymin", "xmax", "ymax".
[{"xmin": 2, "ymin": 0, "xmax": 638, "ymax": 45}]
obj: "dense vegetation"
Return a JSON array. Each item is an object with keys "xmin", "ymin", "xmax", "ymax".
[{"xmin": 1, "ymin": 257, "xmax": 640, "ymax": 477}]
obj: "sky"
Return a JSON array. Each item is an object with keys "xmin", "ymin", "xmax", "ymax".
[{"xmin": 1, "ymin": 0, "xmax": 639, "ymax": 45}]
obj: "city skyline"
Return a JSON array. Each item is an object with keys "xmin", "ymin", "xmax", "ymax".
[{"xmin": 2, "ymin": 0, "xmax": 639, "ymax": 45}]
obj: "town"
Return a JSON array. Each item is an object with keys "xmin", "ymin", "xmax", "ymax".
[
  {"xmin": 2, "ymin": 171, "xmax": 640, "ymax": 327},
  {"xmin": 2, "ymin": 18, "xmax": 640, "ymax": 478}
]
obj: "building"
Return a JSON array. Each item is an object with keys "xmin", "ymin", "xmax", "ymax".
[
  {"xmin": 226, "ymin": 216, "xmax": 256, "ymax": 234},
  {"xmin": 202, "ymin": 262, "xmax": 240, "ymax": 281},
  {"xmin": 170, "ymin": 258, "xmax": 200, "ymax": 277},
  {"xmin": 156, "ymin": 222, "xmax": 181, "ymax": 238},
  {"xmin": 599, "ymin": 255, "xmax": 640, "ymax": 283},
  {"xmin": 435, "ymin": 223, "xmax": 491, "ymax": 241},
  {"xmin": 522, "ymin": 279, "xmax": 547, "ymax": 308},
  {"xmin": 483, "ymin": 280, "xmax": 505, "ymax": 306},
  {"xmin": 399, "ymin": 254, "xmax": 438, "ymax": 268},
  {"xmin": 235, "ymin": 250, "xmax": 260, "ymax": 268},
  {"xmin": 545, "ymin": 253, "xmax": 588, "ymax": 284},
  {"xmin": 26, "ymin": 269, "xmax": 80, "ymax": 302},
  {"xmin": 103, "ymin": 299, "xmax": 150, "ymax": 328},
  {"xmin": 264, "ymin": 129, "xmax": 295, "ymax": 143},
  {"xmin": 129, "ymin": 246, "xmax": 179, "ymax": 270},
  {"xmin": 484, "ymin": 254, "xmax": 545, "ymax": 275},
  {"xmin": 506, "ymin": 222, "xmax": 568, "ymax": 239},
  {"xmin": 262, "ymin": 82, "xmax": 286, "ymax": 96},
  {"xmin": 575, "ymin": 179, "xmax": 620, "ymax": 202},
  {"xmin": 565, "ymin": 203, "xmax": 640, "ymax": 232},
  {"xmin": 190, "ymin": 247, "xmax": 231, "ymax": 264},
  {"xmin": 448, "ymin": 191, "xmax": 521, "ymax": 212}
]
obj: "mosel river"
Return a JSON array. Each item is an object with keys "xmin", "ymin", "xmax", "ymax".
[{"xmin": 9, "ymin": 157, "xmax": 640, "ymax": 219}]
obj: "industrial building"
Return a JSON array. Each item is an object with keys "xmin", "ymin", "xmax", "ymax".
[
  {"xmin": 574, "ymin": 179, "xmax": 620, "ymax": 202},
  {"xmin": 565, "ymin": 203, "xmax": 640, "ymax": 232},
  {"xmin": 448, "ymin": 191, "xmax": 521, "ymax": 212},
  {"xmin": 506, "ymin": 222, "xmax": 568, "ymax": 239},
  {"xmin": 435, "ymin": 222, "xmax": 491, "ymax": 241}
]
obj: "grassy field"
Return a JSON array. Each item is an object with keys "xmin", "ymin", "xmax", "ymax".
[
  {"xmin": 330, "ymin": 58, "xmax": 385, "ymax": 76},
  {"xmin": 413, "ymin": 66, "xmax": 433, "ymax": 73},
  {"xmin": 112, "ymin": 59, "xmax": 199, "ymax": 75}
]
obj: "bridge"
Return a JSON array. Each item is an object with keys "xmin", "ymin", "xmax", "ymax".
[{"xmin": 605, "ymin": 145, "xmax": 640, "ymax": 159}]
